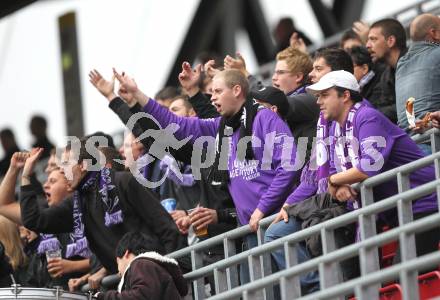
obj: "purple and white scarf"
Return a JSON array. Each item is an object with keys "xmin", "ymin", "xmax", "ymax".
[
  {"xmin": 333, "ymin": 102, "xmax": 364, "ymax": 213},
  {"xmin": 66, "ymin": 172, "xmax": 94, "ymax": 259},
  {"xmin": 99, "ymin": 168, "xmax": 123, "ymax": 227},
  {"xmin": 315, "ymin": 112, "xmax": 332, "ymax": 194},
  {"xmin": 66, "ymin": 167, "xmax": 123, "ymax": 258},
  {"xmin": 37, "ymin": 234, "xmax": 61, "ymax": 255},
  {"xmin": 333, "ymin": 102, "xmax": 362, "ymax": 173}
]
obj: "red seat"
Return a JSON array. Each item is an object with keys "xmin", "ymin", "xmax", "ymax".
[
  {"xmin": 349, "ymin": 272, "xmax": 440, "ymax": 300},
  {"xmin": 419, "ymin": 271, "xmax": 440, "ymax": 299},
  {"xmin": 379, "ymin": 226, "xmax": 399, "ymax": 268},
  {"xmin": 348, "ymin": 283, "xmax": 403, "ymax": 300},
  {"xmin": 379, "ymin": 284, "xmax": 402, "ymax": 300},
  {"xmin": 380, "ymin": 241, "xmax": 399, "ymax": 268}
]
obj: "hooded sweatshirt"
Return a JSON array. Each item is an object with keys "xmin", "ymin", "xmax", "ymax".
[{"xmin": 97, "ymin": 251, "xmax": 187, "ymax": 300}]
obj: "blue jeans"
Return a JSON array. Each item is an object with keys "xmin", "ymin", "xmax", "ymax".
[{"xmin": 264, "ymin": 218, "xmax": 320, "ymax": 294}]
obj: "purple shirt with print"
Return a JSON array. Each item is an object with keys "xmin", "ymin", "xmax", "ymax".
[
  {"xmin": 285, "ymin": 99, "xmax": 375, "ymax": 206},
  {"xmin": 330, "ymin": 105, "xmax": 437, "ymax": 214},
  {"xmin": 143, "ymin": 99, "xmax": 297, "ymax": 225}
]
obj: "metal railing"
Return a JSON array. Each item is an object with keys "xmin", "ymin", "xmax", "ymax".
[
  {"xmin": 82, "ymin": 129, "xmax": 440, "ymax": 299},
  {"xmin": 164, "ymin": 129, "xmax": 440, "ymax": 300},
  {"xmin": 208, "ymin": 215, "xmax": 440, "ymax": 300}
]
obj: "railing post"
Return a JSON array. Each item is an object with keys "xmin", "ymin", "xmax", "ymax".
[
  {"xmin": 357, "ymin": 185, "xmax": 380, "ymax": 300},
  {"xmin": 397, "ymin": 172, "xmax": 418, "ymax": 300},
  {"xmin": 257, "ymin": 225, "xmax": 275, "ymax": 300},
  {"xmin": 191, "ymin": 249, "xmax": 206, "ymax": 300},
  {"xmin": 247, "ymin": 253, "xmax": 265, "ymax": 299},
  {"xmin": 431, "ymin": 131, "xmax": 440, "ymax": 210},
  {"xmin": 213, "ymin": 267, "xmax": 228, "ymax": 294},
  {"xmin": 431, "ymin": 129, "xmax": 440, "ymax": 153},
  {"xmin": 224, "ymin": 237, "xmax": 239, "ymax": 290},
  {"xmin": 319, "ymin": 227, "xmax": 344, "ymax": 300},
  {"xmin": 282, "ymin": 241, "xmax": 301, "ymax": 299},
  {"xmin": 435, "ymin": 158, "xmax": 440, "ymax": 210}
]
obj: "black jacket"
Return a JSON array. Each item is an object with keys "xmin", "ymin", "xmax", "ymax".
[
  {"xmin": 374, "ymin": 65, "xmax": 398, "ymax": 124},
  {"xmin": 361, "ymin": 63, "xmax": 385, "ymax": 110},
  {"xmin": 373, "ymin": 50, "xmax": 407, "ymax": 124},
  {"xmin": 20, "ymin": 171, "xmax": 188, "ymax": 274}
]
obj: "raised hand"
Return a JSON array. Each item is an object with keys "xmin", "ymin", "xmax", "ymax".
[
  {"xmin": 203, "ymin": 59, "xmax": 220, "ymax": 79},
  {"xmin": 352, "ymin": 21, "xmax": 369, "ymax": 44},
  {"xmin": 289, "ymin": 32, "xmax": 308, "ymax": 53},
  {"xmin": 89, "ymin": 69, "xmax": 116, "ymax": 101},
  {"xmin": 112, "ymin": 68, "xmax": 146, "ymax": 107},
  {"xmin": 10, "ymin": 152, "xmax": 30, "ymax": 171},
  {"xmin": 22, "ymin": 148, "xmax": 44, "ymax": 178},
  {"xmin": 224, "ymin": 53, "xmax": 249, "ymax": 76},
  {"xmin": 178, "ymin": 61, "xmax": 201, "ymax": 97}
]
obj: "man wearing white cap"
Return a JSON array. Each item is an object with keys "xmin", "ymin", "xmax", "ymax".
[{"xmin": 308, "ymin": 71, "xmax": 438, "ymax": 257}]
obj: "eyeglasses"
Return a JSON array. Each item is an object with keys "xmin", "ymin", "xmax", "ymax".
[{"xmin": 273, "ymin": 69, "xmax": 292, "ymax": 75}]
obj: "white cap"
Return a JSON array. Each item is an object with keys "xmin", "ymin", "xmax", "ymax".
[{"xmin": 306, "ymin": 70, "xmax": 360, "ymax": 94}]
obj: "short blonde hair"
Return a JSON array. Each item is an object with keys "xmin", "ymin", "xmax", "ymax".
[
  {"xmin": 0, "ymin": 216, "xmax": 27, "ymax": 271},
  {"xmin": 276, "ymin": 47, "xmax": 313, "ymax": 84},
  {"xmin": 214, "ymin": 69, "xmax": 249, "ymax": 97}
]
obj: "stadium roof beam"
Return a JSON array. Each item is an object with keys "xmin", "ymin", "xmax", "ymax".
[
  {"xmin": 165, "ymin": 0, "xmax": 275, "ymax": 87},
  {"xmin": 0, "ymin": 0, "xmax": 38, "ymax": 19},
  {"xmin": 309, "ymin": 0, "xmax": 366, "ymax": 38}
]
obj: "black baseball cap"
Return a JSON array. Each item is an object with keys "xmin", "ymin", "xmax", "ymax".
[{"xmin": 250, "ymin": 86, "xmax": 290, "ymax": 118}]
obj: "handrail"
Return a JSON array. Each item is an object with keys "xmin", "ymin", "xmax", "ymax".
[
  {"xmin": 83, "ymin": 128, "xmax": 440, "ymax": 296},
  {"xmin": 412, "ymin": 127, "xmax": 439, "ymax": 144},
  {"xmin": 207, "ymin": 216, "xmax": 440, "ymax": 299},
  {"xmin": 80, "ymin": 274, "xmax": 120, "ymax": 293},
  {"xmin": 169, "ymin": 149, "xmax": 440, "ymax": 260},
  {"xmin": 168, "ymin": 214, "xmax": 274, "ymax": 259},
  {"xmin": 182, "ymin": 178, "xmax": 440, "ymax": 281}
]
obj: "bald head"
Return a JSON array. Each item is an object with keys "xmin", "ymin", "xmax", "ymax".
[{"xmin": 410, "ymin": 13, "xmax": 440, "ymax": 42}]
